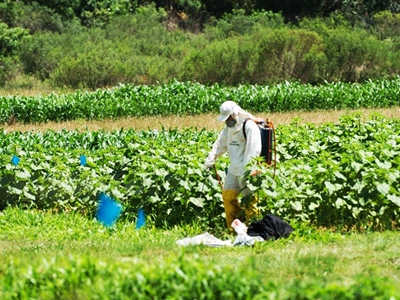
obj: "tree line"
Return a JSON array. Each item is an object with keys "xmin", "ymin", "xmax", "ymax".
[
  {"xmin": 1, "ymin": 1, "xmax": 400, "ymax": 90},
  {"xmin": 2, "ymin": 0, "xmax": 400, "ymax": 29}
]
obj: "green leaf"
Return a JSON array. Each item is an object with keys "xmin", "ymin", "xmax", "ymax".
[
  {"xmin": 291, "ymin": 201, "xmax": 302, "ymax": 211},
  {"xmin": 375, "ymin": 160, "xmax": 391, "ymax": 170},
  {"xmin": 334, "ymin": 171, "xmax": 347, "ymax": 181},
  {"xmin": 15, "ymin": 170, "xmax": 31, "ymax": 180},
  {"xmin": 351, "ymin": 161, "xmax": 363, "ymax": 173},
  {"xmin": 325, "ymin": 181, "xmax": 341, "ymax": 195},
  {"xmin": 388, "ymin": 169, "xmax": 400, "ymax": 182},
  {"xmin": 266, "ymin": 190, "xmax": 278, "ymax": 198},
  {"xmin": 155, "ymin": 168, "xmax": 169, "ymax": 177},
  {"xmin": 111, "ymin": 188, "xmax": 124, "ymax": 199},
  {"xmin": 60, "ymin": 182, "xmax": 74, "ymax": 194},
  {"xmin": 387, "ymin": 194, "xmax": 400, "ymax": 207},
  {"xmin": 335, "ymin": 198, "xmax": 346, "ymax": 208},
  {"xmin": 8, "ymin": 186, "xmax": 22, "ymax": 195},
  {"xmin": 376, "ymin": 182, "xmax": 390, "ymax": 195},
  {"xmin": 163, "ymin": 181, "xmax": 171, "ymax": 190},
  {"xmin": 23, "ymin": 190, "xmax": 36, "ymax": 200},
  {"xmin": 188, "ymin": 197, "xmax": 204, "ymax": 207},
  {"xmin": 179, "ymin": 180, "xmax": 190, "ymax": 190}
]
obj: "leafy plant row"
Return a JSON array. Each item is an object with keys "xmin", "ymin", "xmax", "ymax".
[
  {"xmin": 0, "ymin": 114, "xmax": 399, "ymax": 230},
  {"xmin": 0, "ymin": 128, "xmax": 224, "ymax": 229},
  {"xmin": 250, "ymin": 113, "xmax": 400, "ymax": 230},
  {"xmin": 1, "ymin": 78, "xmax": 400, "ymax": 124}
]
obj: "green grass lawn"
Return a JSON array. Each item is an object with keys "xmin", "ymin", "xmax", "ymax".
[{"xmin": 1, "ymin": 207, "xmax": 399, "ymax": 299}]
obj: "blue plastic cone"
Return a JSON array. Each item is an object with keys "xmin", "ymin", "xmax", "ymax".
[
  {"xmin": 80, "ymin": 155, "xmax": 87, "ymax": 166},
  {"xmin": 136, "ymin": 208, "xmax": 145, "ymax": 229},
  {"xmin": 11, "ymin": 155, "xmax": 20, "ymax": 166},
  {"xmin": 96, "ymin": 193, "xmax": 122, "ymax": 227}
]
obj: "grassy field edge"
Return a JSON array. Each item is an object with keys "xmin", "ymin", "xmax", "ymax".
[{"xmin": 1, "ymin": 208, "xmax": 399, "ymax": 299}]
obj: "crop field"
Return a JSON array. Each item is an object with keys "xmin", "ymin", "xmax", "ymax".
[{"xmin": 1, "ymin": 81, "xmax": 400, "ymax": 298}]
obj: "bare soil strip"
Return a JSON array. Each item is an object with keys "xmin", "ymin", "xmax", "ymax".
[{"xmin": 2, "ymin": 107, "xmax": 399, "ymax": 132}]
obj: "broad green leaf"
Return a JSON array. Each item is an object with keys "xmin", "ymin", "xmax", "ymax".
[
  {"xmin": 376, "ymin": 182, "xmax": 390, "ymax": 195},
  {"xmin": 155, "ymin": 168, "xmax": 169, "ymax": 177},
  {"xmin": 375, "ymin": 160, "xmax": 391, "ymax": 170},
  {"xmin": 352, "ymin": 181, "xmax": 365, "ymax": 192},
  {"xmin": 8, "ymin": 186, "xmax": 22, "ymax": 195},
  {"xmin": 179, "ymin": 180, "xmax": 190, "ymax": 190},
  {"xmin": 325, "ymin": 181, "xmax": 341, "ymax": 195},
  {"xmin": 148, "ymin": 194, "xmax": 161, "ymax": 203},
  {"xmin": 335, "ymin": 198, "xmax": 346, "ymax": 208},
  {"xmin": 388, "ymin": 194, "xmax": 400, "ymax": 207},
  {"xmin": 163, "ymin": 181, "xmax": 171, "ymax": 190},
  {"xmin": 15, "ymin": 170, "xmax": 31, "ymax": 179},
  {"xmin": 188, "ymin": 197, "xmax": 204, "ymax": 207},
  {"xmin": 351, "ymin": 161, "xmax": 363, "ymax": 173},
  {"xmin": 388, "ymin": 169, "xmax": 400, "ymax": 182},
  {"xmin": 291, "ymin": 201, "xmax": 302, "ymax": 211},
  {"xmin": 351, "ymin": 207, "xmax": 362, "ymax": 218},
  {"xmin": 111, "ymin": 188, "xmax": 124, "ymax": 199},
  {"xmin": 334, "ymin": 171, "xmax": 347, "ymax": 181},
  {"xmin": 60, "ymin": 182, "xmax": 74, "ymax": 194},
  {"xmin": 265, "ymin": 190, "xmax": 278, "ymax": 197},
  {"xmin": 23, "ymin": 190, "xmax": 36, "ymax": 200}
]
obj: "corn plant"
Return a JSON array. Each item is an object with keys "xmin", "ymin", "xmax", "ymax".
[{"xmin": 1, "ymin": 79, "xmax": 400, "ymax": 124}]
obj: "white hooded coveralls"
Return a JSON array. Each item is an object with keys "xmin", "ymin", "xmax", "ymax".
[
  {"xmin": 205, "ymin": 101, "xmax": 262, "ymax": 229},
  {"xmin": 205, "ymin": 118, "xmax": 261, "ymax": 177}
]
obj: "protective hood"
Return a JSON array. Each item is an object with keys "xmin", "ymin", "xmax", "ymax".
[{"xmin": 218, "ymin": 101, "xmax": 256, "ymax": 125}]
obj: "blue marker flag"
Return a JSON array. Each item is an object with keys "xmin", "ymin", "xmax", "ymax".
[
  {"xmin": 11, "ymin": 155, "xmax": 20, "ymax": 166},
  {"xmin": 80, "ymin": 155, "xmax": 87, "ymax": 166},
  {"xmin": 96, "ymin": 193, "xmax": 122, "ymax": 227},
  {"xmin": 136, "ymin": 208, "xmax": 145, "ymax": 229}
]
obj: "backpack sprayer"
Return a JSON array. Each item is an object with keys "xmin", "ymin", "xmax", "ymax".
[{"xmin": 254, "ymin": 118, "xmax": 277, "ymax": 177}]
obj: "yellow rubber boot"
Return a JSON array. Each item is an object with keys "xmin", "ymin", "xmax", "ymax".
[
  {"xmin": 222, "ymin": 189, "xmax": 241, "ymax": 231},
  {"xmin": 244, "ymin": 195, "xmax": 259, "ymax": 225}
]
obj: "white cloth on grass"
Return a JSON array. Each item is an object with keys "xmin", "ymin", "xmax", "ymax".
[{"xmin": 176, "ymin": 233, "xmax": 232, "ymax": 247}]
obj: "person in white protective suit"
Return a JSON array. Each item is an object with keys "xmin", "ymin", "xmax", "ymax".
[{"xmin": 205, "ymin": 101, "xmax": 262, "ymax": 232}]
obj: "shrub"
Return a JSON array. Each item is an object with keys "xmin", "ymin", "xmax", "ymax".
[
  {"xmin": 372, "ymin": 10, "xmax": 400, "ymax": 40},
  {"xmin": 204, "ymin": 9, "xmax": 285, "ymax": 41},
  {"xmin": 180, "ymin": 37, "xmax": 253, "ymax": 84},
  {"xmin": 323, "ymin": 28, "xmax": 391, "ymax": 82},
  {"xmin": 182, "ymin": 27, "xmax": 326, "ymax": 85},
  {"xmin": 0, "ymin": 21, "xmax": 29, "ymax": 85},
  {"xmin": 248, "ymin": 27, "xmax": 327, "ymax": 84},
  {"xmin": 50, "ymin": 44, "xmax": 122, "ymax": 89}
]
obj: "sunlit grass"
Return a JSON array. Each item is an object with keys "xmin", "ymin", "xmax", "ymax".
[
  {"xmin": 1, "ymin": 207, "xmax": 400, "ymax": 298},
  {"xmin": 3, "ymin": 107, "xmax": 400, "ymax": 133}
]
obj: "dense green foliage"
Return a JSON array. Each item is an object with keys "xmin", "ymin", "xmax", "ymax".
[
  {"xmin": 0, "ymin": 127, "xmax": 225, "ymax": 229},
  {"xmin": 2, "ymin": 2, "xmax": 400, "ymax": 89},
  {"xmin": 3, "ymin": 0, "xmax": 400, "ymax": 27},
  {"xmin": 1, "ymin": 114, "xmax": 399, "ymax": 230},
  {"xmin": 1, "ymin": 79, "xmax": 400, "ymax": 124},
  {"xmin": 250, "ymin": 114, "xmax": 400, "ymax": 230}
]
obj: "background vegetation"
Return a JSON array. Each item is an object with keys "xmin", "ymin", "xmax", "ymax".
[{"xmin": 2, "ymin": 0, "xmax": 400, "ymax": 90}]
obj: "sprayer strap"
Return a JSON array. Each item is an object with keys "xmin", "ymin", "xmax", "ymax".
[{"xmin": 242, "ymin": 119, "xmax": 249, "ymax": 140}]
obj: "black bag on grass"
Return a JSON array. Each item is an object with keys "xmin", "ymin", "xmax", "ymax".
[{"xmin": 247, "ymin": 214, "xmax": 293, "ymax": 241}]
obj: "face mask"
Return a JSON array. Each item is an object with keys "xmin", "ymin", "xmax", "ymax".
[{"xmin": 225, "ymin": 119, "xmax": 237, "ymax": 128}]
